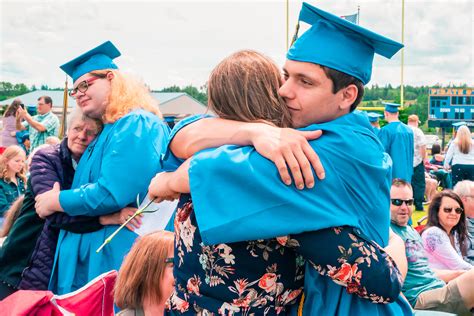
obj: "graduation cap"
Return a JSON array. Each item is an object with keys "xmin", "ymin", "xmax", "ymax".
[
  {"xmin": 367, "ymin": 112, "xmax": 382, "ymax": 122},
  {"xmin": 60, "ymin": 41, "xmax": 121, "ymax": 82},
  {"xmin": 452, "ymin": 121, "xmax": 467, "ymax": 130},
  {"xmin": 287, "ymin": 2, "xmax": 403, "ymax": 84},
  {"xmin": 382, "ymin": 102, "xmax": 401, "ymax": 113}
]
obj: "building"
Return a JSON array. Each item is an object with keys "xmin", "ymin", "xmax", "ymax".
[
  {"xmin": 428, "ymin": 88, "xmax": 474, "ymax": 128},
  {"xmin": 1, "ymin": 90, "xmax": 208, "ymax": 123}
]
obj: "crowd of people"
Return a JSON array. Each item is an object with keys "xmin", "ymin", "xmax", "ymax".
[{"xmin": 0, "ymin": 2, "xmax": 473, "ymax": 316}]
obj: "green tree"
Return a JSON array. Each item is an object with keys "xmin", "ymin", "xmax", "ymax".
[
  {"xmin": 0, "ymin": 81, "xmax": 31, "ymax": 101},
  {"xmin": 158, "ymin": 85, "xmax": 208, "ymax": 104}
]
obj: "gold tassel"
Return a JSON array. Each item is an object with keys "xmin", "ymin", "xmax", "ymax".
[
  {"xmin": 290, "ymin": 22, "xmax": 300, "ymax": 48},
  {"xmin": 298, "ymin": 292, "xmax": 305, "ymax": 316}
]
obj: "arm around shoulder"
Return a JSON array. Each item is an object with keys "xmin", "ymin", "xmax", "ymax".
[{"xmin": 170, "ymin": 117, "xmax": 255, "ymax": 159}]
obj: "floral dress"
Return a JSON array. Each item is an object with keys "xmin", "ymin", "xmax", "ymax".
[{"xmin": 168, "ymin": 196, "xmax": 403, "ymax": 315}]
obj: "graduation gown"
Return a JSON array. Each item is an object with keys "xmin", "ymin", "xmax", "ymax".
[
  {"xmin": 50, "ymin": 109, "xmax": 169, "ymax": 294},
  {"xmin": 378, "ymin": 121, "xmax": 414, "ymax": 182}
]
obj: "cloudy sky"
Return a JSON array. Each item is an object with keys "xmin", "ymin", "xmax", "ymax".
[{"xmin": 1, "ymin": 0, "xmax": 472, "ymax": 90}]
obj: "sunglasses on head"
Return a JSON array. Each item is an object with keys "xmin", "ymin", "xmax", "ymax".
[
  {"xmin": 391, "ymin": 198, "xmax": 414, "ymax": 206},
  {"xmin": 442, "ymin": 207, "xmax": 463, "ymax": 214}
]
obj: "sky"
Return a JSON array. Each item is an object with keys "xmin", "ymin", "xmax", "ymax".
[{"xmin": 1, "ymin": 0, "xmax": 473, "ymax": 90}]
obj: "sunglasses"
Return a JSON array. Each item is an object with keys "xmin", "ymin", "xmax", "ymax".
[
  {"xmin": 391, "ymin": 198, "xmax": 414, "ymax": 206},
  {"xmin": 442, "ymin": 207, "xmax": 463, "ymax": 214},
  {"xmin": 165, "ymin": 257, "xmax": 174, "ymax": 264},
  {"xmin": 69, "ymin": 76, "xmax": 101, "ymax": 97}
]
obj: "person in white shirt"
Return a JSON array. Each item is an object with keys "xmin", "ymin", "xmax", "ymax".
[
  {"xmin": 408, "ymin": 114, "xmax": 427, "ymax": 211},
  {"xmin": 444, "ymin": 125, "xmax": 474, "ymax": 187}
]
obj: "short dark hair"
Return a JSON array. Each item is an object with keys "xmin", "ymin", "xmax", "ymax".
[
  {"xmin": 38, "ymin": 96, "xmax": 53, "ymax": 106},
  {"xmin": 321, "ymin": 66, "xmax": 365, "ymax": 112},
  {"xmin": 391, "ymin": 178, "xmax": 412, "ymax": 190},
  {"xmin": 425, "ymin": 190, "xmax": 468, "ymax": 256},
  {"xmin": 431, "ymin": 143, "xmax": 441, "ymax": 155}
]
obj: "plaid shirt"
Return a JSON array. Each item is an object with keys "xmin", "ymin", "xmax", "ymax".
[{"xmin": 22, "ymin": 111, "xmax": 60, "ymax": 151}]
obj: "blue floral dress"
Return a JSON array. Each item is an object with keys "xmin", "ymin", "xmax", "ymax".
[{"xmin": 168, "ymin": 196, "xmax": 403, "ymax": 315}]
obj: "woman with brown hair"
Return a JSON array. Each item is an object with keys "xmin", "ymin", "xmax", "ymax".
[
  {"xmin": 115, "ymin": 231, "xmax": 174, "ymax": 316},
  {"xmin": 422, "ymin": 190, "xmax": 472, "ymax": 270},
  {"xmin": 444, "ymin": 125, "xmax": 474, "ymax": 187},
  {"xmin": 1, "ymin": 99, "xmax": 22, "ymax": 147}
]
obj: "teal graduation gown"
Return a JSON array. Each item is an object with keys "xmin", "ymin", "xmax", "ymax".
[
  {"xmin": 378, "ymin": 121, "xmax": 414, "ymax": 182},
  {"xmin": 187, "ymin": 111, "xmax": 413, "ymax": 315},
  {"xmin": 50, "ymin": 109, "xmax": 169, "ymax": 294}
]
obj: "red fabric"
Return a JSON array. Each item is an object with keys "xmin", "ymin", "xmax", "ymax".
[
  {"xmin": 0, "ymin": 270, "xmax": 117, "ymax": 316},
  {"xmin": 0, "ymin": 290, "xmax": 62, "ymax": 316},
  {"xmin": 0, "ymin": 147, "xmax": 6, "ymax": 155},
  {"xmin": 415, "ymin": 224, "xmax": 426, "ymax": 234},
  {"xmin": 54, "ymin": 270, "xmax": 117, "ymax": 316}
]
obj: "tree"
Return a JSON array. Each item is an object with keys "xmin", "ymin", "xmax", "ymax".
[
  {"xmin": 158, "ymin": 85, "xmax": 208, "ymax": 104},
  {"xmin": 0, "ymin": 81, "xmax": 31, "ymax": 101}
]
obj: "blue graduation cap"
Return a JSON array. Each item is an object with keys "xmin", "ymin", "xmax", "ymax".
[
  {"xmin": 287, "ymin": 2, "xmax": 403, "ymax": 84},
  {"xmin": 452, "ymin": 121, "xmax": 467, "ymax": 129},
  {"xmin": 60, "ymin": 41, "xmax": 121, "ymax": 82},
  {"xmin": 367, "ymin": 112, "xmax": 382, "ymax": 122},
  {"xmin": 383, "ymin": 102, "xmax": 401, "ymax": 113}
]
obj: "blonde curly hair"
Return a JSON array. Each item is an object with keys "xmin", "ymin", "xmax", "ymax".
[{"xmin": 89, "ymin": 70, "xmax": 162, "ymax": 123}]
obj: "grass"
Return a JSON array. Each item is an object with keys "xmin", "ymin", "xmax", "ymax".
[{"xmin": 412, "ymin": 206, "xmax": 428, "ymax": 227}]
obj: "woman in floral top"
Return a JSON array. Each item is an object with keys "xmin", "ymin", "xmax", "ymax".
[{"xmin": 150, "ymin": 51, "xmax": 403, "ymax": 315}]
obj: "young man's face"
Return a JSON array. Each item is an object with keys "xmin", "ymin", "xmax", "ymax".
[
  {"xmin": 390, "ymin": 185, "xmax": 414, "ymax": 226},
  {"xmin": 279, "ymin": 60, "xmax": 347, "ymax": 128}
]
